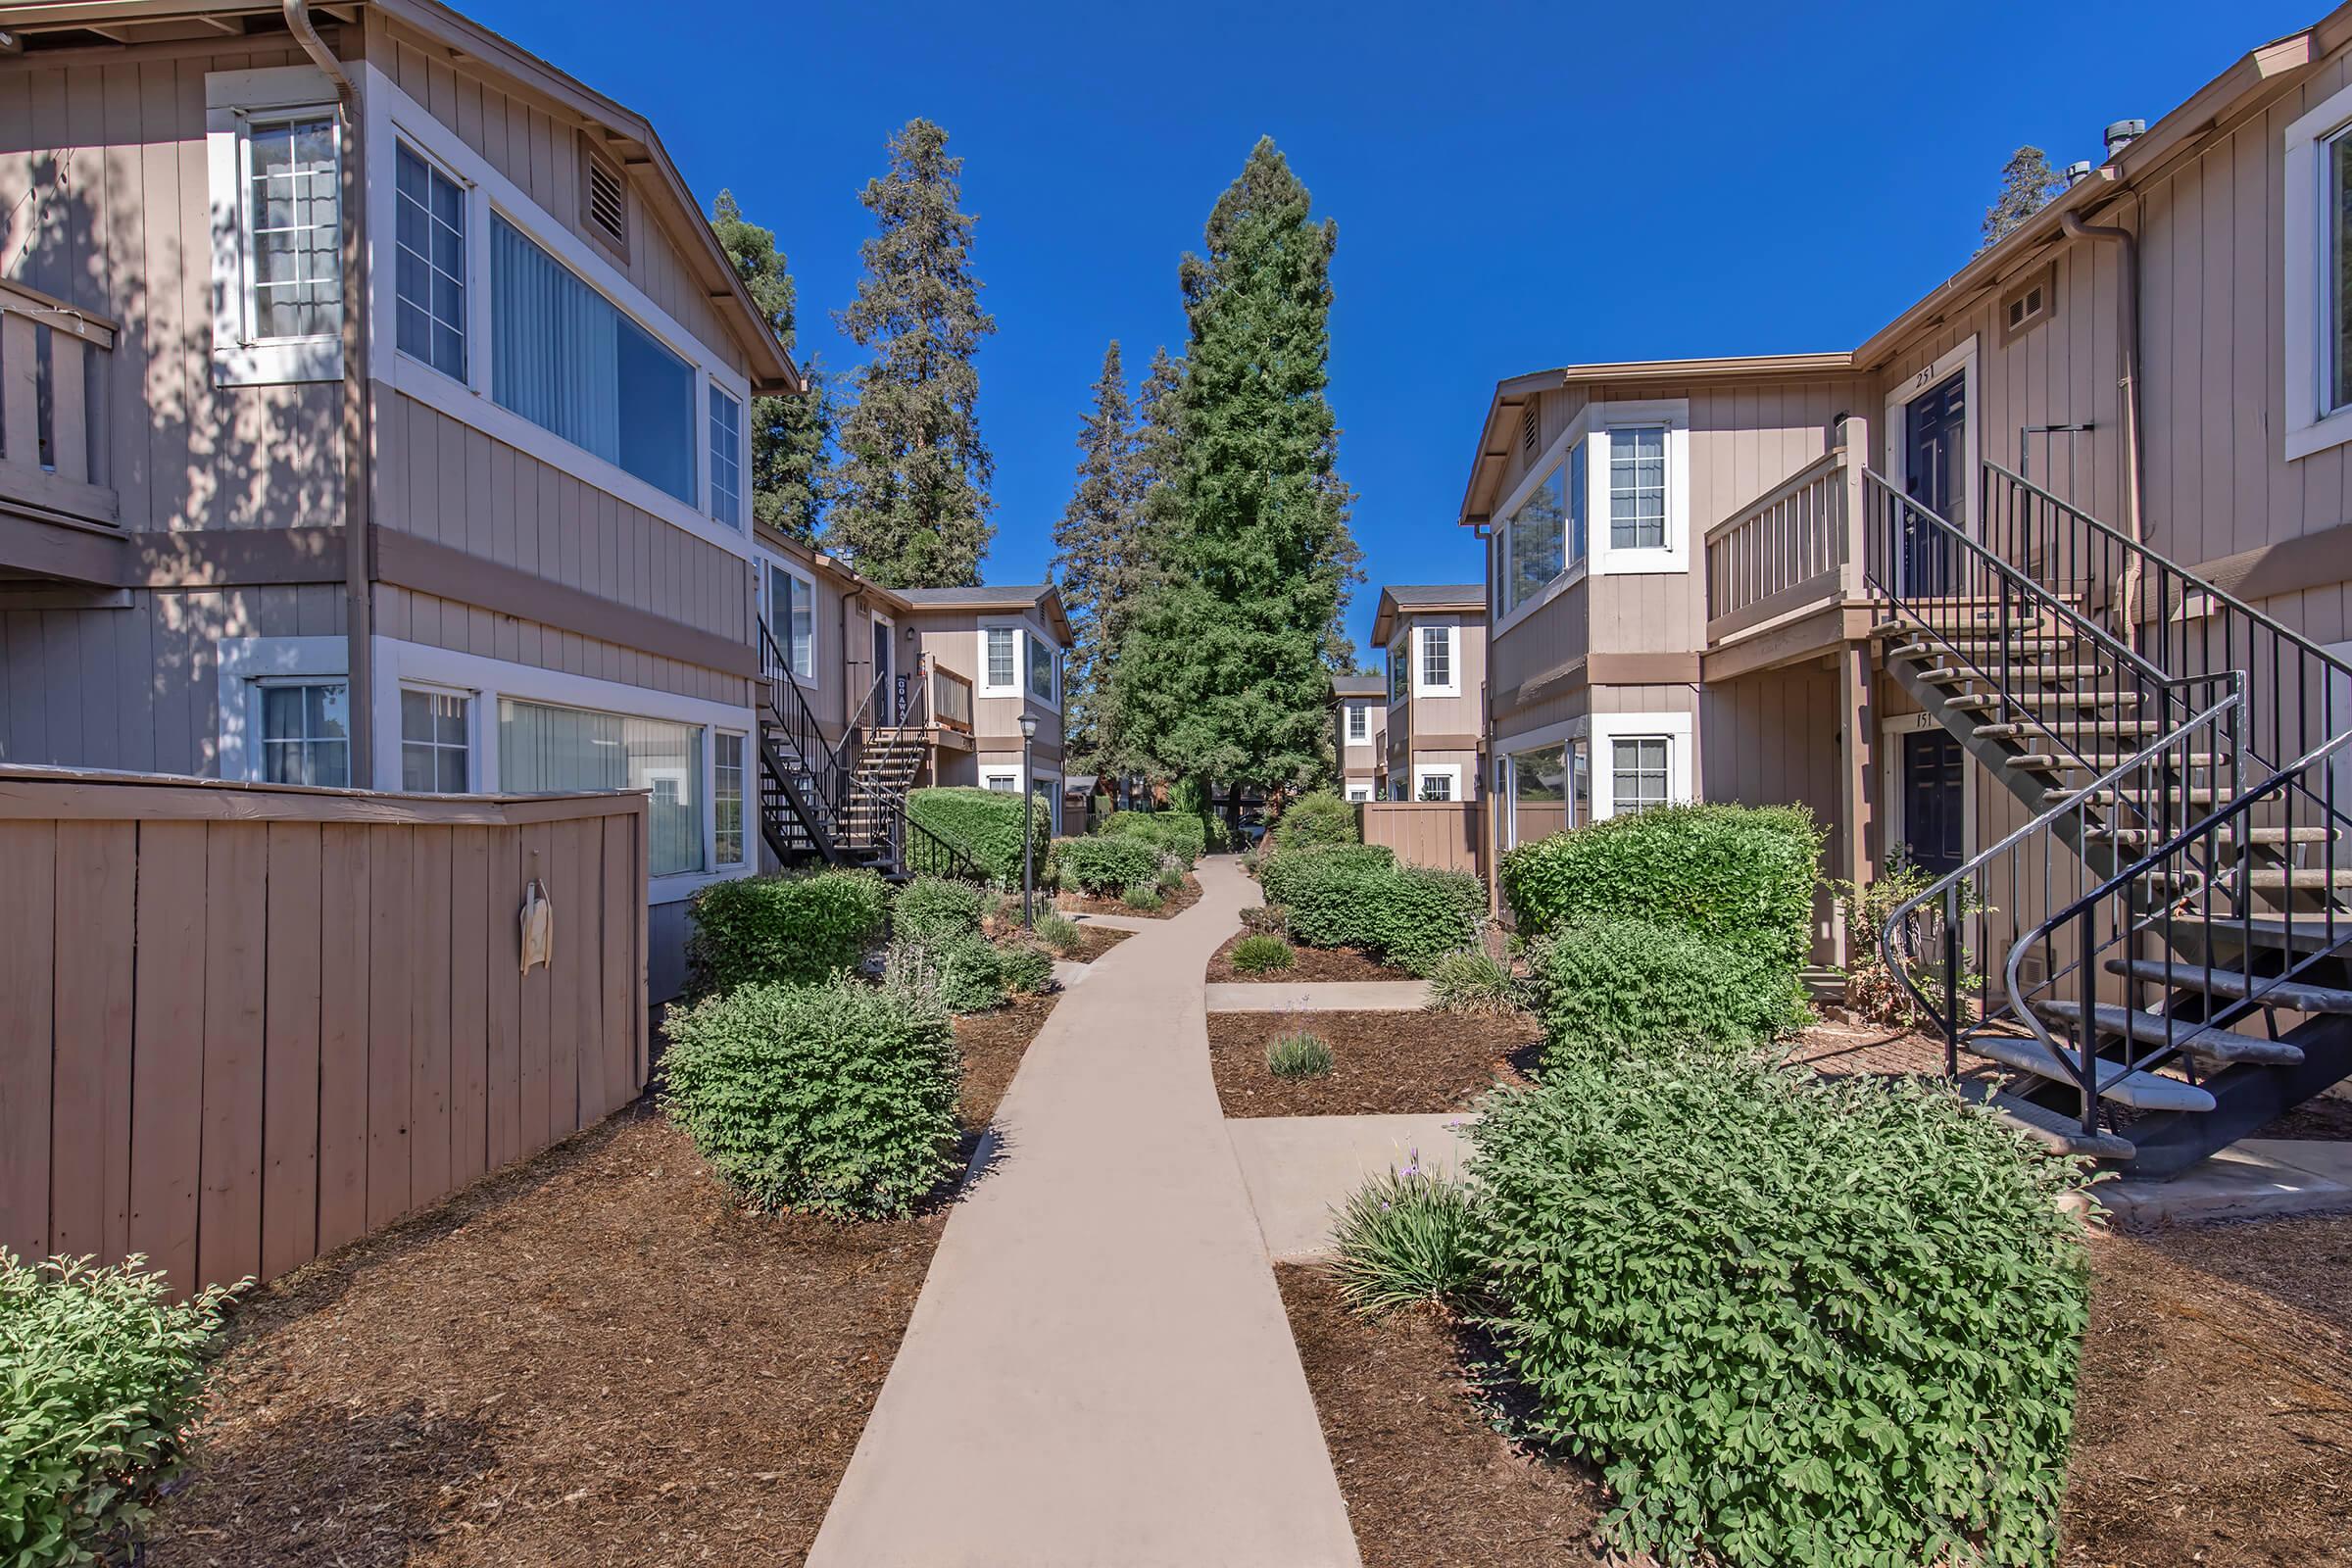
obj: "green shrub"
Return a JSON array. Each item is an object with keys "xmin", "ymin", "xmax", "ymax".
[
  {"xmin": 1528, "ymin": 918, "xmax": 1808, "ymax": 1066},
  {"xmin": 882, "ymin": 931, "xmax": 1006, "ymax": 1015},
  {"xmin": 1330, "ymin": 1164, "xmax": 1485, "ymax": 1318},
  {"xmin": 1264, "ymin": 1031, "xmax": 1333, "ymax": 1078},
  {"xmin": 1274, "ymin": 790, "xmax": 1358, "ymax": 851},
  {"xmin": 1834, "ymin": 852, "xmax": 1987, "ymax": 1024},
  {"xmin": 662, "ymin": 978, "xmax": 958, "ymax": 1220},
  {"xmin": 1121, "ymin": 884, "xmax": 1164, "ymax": 911},
  {"xmin": 1470, "ymin": 1055, "xmax": 2091, "ymax": 1567},
  {"xmin": 1101, "ymin": 809, "xmax": 1206, "ymax": 865},
  {"xmin": 893, "ymin": 875, "xmax": 989, "ymax": 942},
  {"xmin": 1153, "ymin": 860, "xmax": 1185, "ymax": 892},
  {"xmin": 1498, "ymin": 803, "xmax": 1823, "ymax": 969},
  {"xmin": 1240, "ymin": 848, "xmax": 1261, "ymax": 875},
  {"xmin": 1424, "ymin": 950, "xmax": 1522, "ymax": 1015},
  {"xmin": 906, "ymin": 787, "xmax": 1048, "ymax": 888},
  {"xmin": 1230, "ymin": 934, "xmax": 1296, "ymax": 973},
  {"xmin": 685, "ymin": 869, "xmax": 890, "ymax": 996},
  {"xmin": 1284, "ymin": 855, "xmax": 1482, "ymax": 971},
  {"xmin": 2, "ymin": 1252, "xmax": 238, "ymax": 1568},
  {"xmin": 1053, "ymin": 835, "xmax": 1161, "ymax": 894},
  {"xmin": 1034, "ymin": 911, "xmax": 1084, "ymax": 957},
  {"xmin": 1257, "ymin": 842, "xmax": 1395, "ymax": 909},
  {"xmin": 1239, "ymin": 904, "xmax": 1288, "ymax": 937},
  {"xmin": 995, "ymin": 942, "xmax": 1054, "ymax": 996}
]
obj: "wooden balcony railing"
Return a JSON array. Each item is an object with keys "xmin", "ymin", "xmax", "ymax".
[
  {"xmin": 933, "ymin": 662, "xmax": 974, "ymax": 735},
  {"xmin": 1702, "ymin": 431, "xmax": 1867, "ymax": 645},
  {"xmin": 0, "ymin": 277, "xmax": 119, "ymax": 528}
]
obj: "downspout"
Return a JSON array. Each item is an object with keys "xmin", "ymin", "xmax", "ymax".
[
  {"xmin": 2059, "ymin": 205, "xmax": 2144, "ymax": 650},
  {"xmin": 284, "ymin": 0, "xmax": 374, "ymax": 786}
]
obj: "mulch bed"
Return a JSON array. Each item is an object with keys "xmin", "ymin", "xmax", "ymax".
[
  {"xmin": 145, "ymin": 996, "xmax": 1060, "ymax": 1568},
  {"xmin": 1280, "ymin": 1216, "xmax": 2352, "ymax": 1568},
  {"xmin": 1206, "ymin": 1009, "xmax": 1538, "ymax": 1117},
  {"xmin": 1204, "ymin": 932, "xmax": 1415, "ymax": 984},
  {"xmin": 1063, "ymin": 922, "xmax": 1133, "ymax": 962},
  {"xmin": 1053, "ymin": 873, "xmax": 1201, "ymax": 920}
]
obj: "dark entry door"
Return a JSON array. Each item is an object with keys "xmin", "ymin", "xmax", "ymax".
[
  {"xmin": 1901, "ymin": 372, "xmax": 1965, "ymax": 597},
  {"xmin": 1901, "ymin": 728, "xmax": 1965, "ymax": 877}
]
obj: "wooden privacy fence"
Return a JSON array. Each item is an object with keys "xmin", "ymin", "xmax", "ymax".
[
  {"xmin": 1357, "ymin": 800, "xmax": 1486, "ymax": 876},
  {"xmin": 0, "ymin": 768, "xmax": 649, "ymax": 1298}
]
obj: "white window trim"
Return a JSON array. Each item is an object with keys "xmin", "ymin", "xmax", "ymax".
[
  {"xmin": 361, "ymin": 65, "xmax": 755, "ymax": 564},
  {"xmin": 216, "ymin": 635, "xmax": 350, "ymax": 782},
  {"xmin": 1882, "ymin": 337, "xmax": 1981, "ymax": 536},
  {"xmin": 1591, "ymin": 710, "xmax": 1694, "ymax": 821},
  {"xmin": 396, "ymin": 678, "xmax": 479, "ymax": 793},
  {"xmin": 1589, "ymin": 400, "xmax": 1691, "ymax": 578},
  {"xmin": 2284, "ymin": 81, "xmax": 2352, "ymax": 461},
  {"xmin": 206, "ymin": 67, "xmax": 344, "ymax": 386},
  {"xmin": 389, "ymin": 134, "xmax": 472, "ymax": 384},
  {"xmin": 712, "ymin": 727, "xmax": 749, "ymax": 868},
  {"xmin": 760, "ymin": 554, "xmax": 818, "ymax": 684},
  {"xmin": 1491, "ymin": 407, "xmax": 1593, "ymax": 635},
  {"xmin": 1411, "ymin": 762, "xmax": 1462, "ymax": 802},
  {"xmin": 1412, "ymin": 619, "xmax": 1461, "ymax": 698},
  {"xmin": 1344, "ymin": 780, "xmax": 1374, "ymax": 803},
  {"xmin": 1344, "ymin": 703, "xmax": 1370, "ymax": 746},
  {"xmin": 978, "ymin": 622, "xmax": 1023, "ymax": 699},
  {"xmin": 708, "ymin": 379, "xmax": 747, "ymax": 531}
]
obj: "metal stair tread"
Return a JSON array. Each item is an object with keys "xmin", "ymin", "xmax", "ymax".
[
  {"xmin": 2103, "ymin": 957, "xmax": 2352, "ymax": 1016},
  {"xmin": 1963, "ymin": 1030, "xmax": 2219, "ymax": 1109},
  {"xmin": 1958, "ymin": 1080, "xmax": 2137, "ymax": 1159},
  {"xmin": 1943, "ymin": 692, "xmax": 2142, "ymax": 712},
  {"xmin": 2033, "ymin": 999, "xmax": 2304, "ymax": 1066},
  {"xmin": 1973, "ymin": 718, "xmax": 2163, "ymax": 740},
  {"xmin": 2246, "ymin": 867, "xmax": 2352, "ymax": 890}
]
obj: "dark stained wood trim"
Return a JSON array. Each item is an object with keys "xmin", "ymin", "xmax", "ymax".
[
  {"xmin": 1700, "ymin": 606, "xmax": 1875, "ymax": 684},
  {"xmin": 1497, "ymin": 654, "xmax": 1589, "ymax": 716},
  {"xmin": 1588, "ymin": 653, "xmax": 1704, "ymax": 686},
  {"xmin": 2189, "ymin": 520, "xmax": 2352, "ymax": 607},
  {"xmin": 370, "ymin": 527, "xmax": 759, "ymax": 679},
  {"xmin": 0, "ymin": 510, "xmax": 125, "ymax": 586},
  {"xmin": 1409, "ymin": 732, "xmax": 1486, "ymax": 752},
  {"xmin": 127, "ymin": 528, "xmax": 347, "ymax": 588}
]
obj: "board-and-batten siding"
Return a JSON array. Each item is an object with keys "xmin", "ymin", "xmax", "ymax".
[
  {"xmin": 2, "ymin": 587, "xmax": 345, "ymax": 773},
  {"xmin": 370, "ymin": 23, "xmax": 748, "ymax": 382},
  {"xmin": 0, "ymin": 45, "xmax": 345, "ymax": 536},
  {"xmin": 1699, "ymin": 663, "xmax": 1844, "ymax": 960}
]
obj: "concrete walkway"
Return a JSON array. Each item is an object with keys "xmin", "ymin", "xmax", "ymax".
[
  {"xmin": 809, "ymin": 857, "xmax": 1361, "ymax": 1568},
  {"xmin": 1228, "ymin": 1113, "xmax": 1476, "ymax": 1261},
  {"xmin": 1204, "ymin": 979, "xmax": 1432, "ymax": 1012}
]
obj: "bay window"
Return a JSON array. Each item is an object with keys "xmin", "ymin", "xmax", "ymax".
[
  {"xmin": 1508, "ymin": 744, "xmax": 1569, "ymax": 849},
  {"xmin": 491, "ymin": 215, "xmax": 696, "ymax": 504},
  {"xmin": 1608, "ymin": 426, "xmax": 1669, "ymax": 549},
  {"xmin": 1346, "ymin": 704, "xmax": 1369, "ymax": 743},
  {"xmin": 767, "ymin": 564, "xmax": 814, "ymax": 680},
  {"xmin": 1418, "ymin": 625, "xmax": 1453, "ymax": 694},
  {"xmin": 709, "ymin": 384, "xmax": 744, "ymax": 528},
  {"xmin": 1498, "ymin": 440, "xmax": 1587, "ymax": 615},
  {"xmin": 985, "ymin": 627, "xmax": 1018, "ymax": 692},
  {"xmin": 499, "ymin": 699, "xmax": 706, "ymax": 875},
  {"xmin": 1388, "ymin": 638, "xmax": 1407, "ymax": 704},
  {"xmin": 713, "ymin": 731, "xmax": 746, "ymax": 866},
  {"xmin": 394, "ymin": 141, "xmax": 466, "ymax": 379},
  {"xmin": 1028, "ymin": 630, "xmax": 1056, "ymax": 704}
]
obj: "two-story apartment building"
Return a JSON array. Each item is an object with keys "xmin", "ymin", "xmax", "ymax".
[
  {"xmin": 1456, "ymin": 5, "xmax": 2352, "ymax": 1170},
  {"xmin": 0, "ymin": 0, "xmax": 802, "ymax": 996},
  {"xmin": 1329, "ymin": 672, "xmax": 1386, "ymax": 802},
  {"xmin": 895, "ymin": 584, "xmax": 1070, "ymax": 829},
  {"xmin": 1369, "ymin": 584, "xmax": 1486, "ymax": 803}
]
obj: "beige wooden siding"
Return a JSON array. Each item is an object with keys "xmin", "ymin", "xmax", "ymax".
[
  {"xmin": 1, "ymin": 587, "xmax": 343, "ymax": 773},
  {"xmin": 1396, "ymin": 615, "xmax": 1486, "ymax": 744},
  {"xmin": 0, "ymin": 44, "xmax": 344, "ymax": 536},
  {"xmin": 1699, "ymin": 663, "xmax": 1845, "ymax": 960},
  {"xmin": 371, "ymin": 24, "xmax": 747, "ymax": 380},
  {"xmin": 376, "ymin": 586, "xmax": 747, "ymax": 708},
  {"xmin": 913, "ymin": 611, "xmax": 1066, "ymax": 759}
]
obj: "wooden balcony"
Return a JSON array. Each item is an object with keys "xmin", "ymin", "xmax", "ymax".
[
  {"xmin": 1701, "ymin": 429, "xmax": 1877, "ymax": 680},
  {"xmin": 932, "ymin": 662, "xmax": 974, "ymax": 739},
  {"xmin": 1, "ymin": 277, "xmax": 123, "ymax": 586}
]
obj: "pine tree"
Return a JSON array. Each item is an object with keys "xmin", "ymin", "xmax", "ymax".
[
  {"xmin": 1979, "ymin": 146, "xmax": 2064, "ymax": 253},
  {"xmin": 1112, "ymin": 138, "xmax": 1362, "ymax": 808},
  {"xmin": 709, "ymin": 190, "xmax": 831, "ymax": 541},
  {"xmin": 1053, "ymin": 341, "xmax": 1141, "ymax": 769},
  {"xmin": 829, "ymin": 119, "xmax": 997, "ymax": 587}
]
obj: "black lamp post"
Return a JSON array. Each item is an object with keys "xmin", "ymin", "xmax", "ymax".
[{"xmin": 1018, "ymin": 710, "xmax": 1038, "ymax": 928}]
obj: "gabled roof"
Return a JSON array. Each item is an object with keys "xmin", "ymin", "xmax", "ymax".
[
  {"xmin": 0, "ymin": 0, "xmax": 803, "ymax": 392},
  {"xmin": 894, "ymin": 584, "xmax": 1075, "ymax": 644},
  {"xmin": 1370, "ymin": 583, "xmax": 1484, "ymax": 644}
]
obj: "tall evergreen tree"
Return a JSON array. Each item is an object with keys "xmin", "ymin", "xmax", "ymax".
[
  {"xmin": 1112, "ymin": 138, "xmax": 1361, "ymax": 808},
  {"xmin": 1979, "ymin": 146, "xmax": 2064, "ymax": 252},
  {"xmin": 709, "ymin": 190, "xmax": 831, "ymax": 541},
  {"xmin": 829, "ymin": 119, "xmax": 997, "ymax": 586},
  {"xmin": 1053, "ymin": 341, "xmax": 1143, "ymax": 770}
]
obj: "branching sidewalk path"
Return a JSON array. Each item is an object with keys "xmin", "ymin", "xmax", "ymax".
[{"xmin": 808, "ymin": 856, "xmax": 1362, "ymax": 1568}]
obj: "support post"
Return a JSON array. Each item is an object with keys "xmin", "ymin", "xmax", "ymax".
[{"xmin": 1836, "ymin": 637, "xmax": 1875, "ymax": 969}]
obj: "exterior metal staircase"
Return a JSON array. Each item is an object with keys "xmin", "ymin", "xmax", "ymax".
[
  {"xmin": 754, "ymin": 622, "xmax": 981, "ymax": 882},
  {"xmin": 1867, "ymin": 462, "xmax": 2352, "ymax": 1177}
]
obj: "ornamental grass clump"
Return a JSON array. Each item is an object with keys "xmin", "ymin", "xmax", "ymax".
[
  {"xmin": 2, "ymin": 1251, "xmax": 238, "ymax": 1568},
  {"xmin": 1230, "ymin": 934, "xmax": 1296, "ymax": 973},
  {"xmin": 1264, "ymin": 1031, "xmax": 1333, "ymax": 1078},
  {"xmin": 995, "ymin": 942, "xmax": 1054, "ymax": 996},
  {"xmin": 893, "ymin": 875, "xmax": 989, "ymax": 942},
  {"xmin": 1423, "ymin": 950, "xmax": 1523, "ymax": 1015},
  {"xmin": 1033, "ymin": 911, "xmax": 1084, "ymax": 957},
  {"xmin": 1528, "ymin": 917, "xmax": 1809, "ymax": 1068},
  {"xmin": 883, "ymin": 932, "xmax": 1006, "ymax": 1015},
  {"xmin": 1121, "ymin": 883, "xmax": 1165, "ymax": 912},
  {"xmin": 1329, "ymin": 1157, "xmax": 1485, "ymax": 1318},
  {"xmin": 1469, "ymin": 1054, "xmax": 2092, "ymax": 1568},
  {"xmin": 662, "ymin": 978, "xmax": 960, "ymax": 1220},
  {"xmin": 1053, "ymin": 835, "xmax": 1161, "ymax": 895},
  {"xmin": 684, "ymin": 868, "xmax": 889, "ymax": 997}
]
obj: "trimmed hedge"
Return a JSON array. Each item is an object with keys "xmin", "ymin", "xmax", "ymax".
[
  {"xmin": 1528, "ymin": 917, "xmax": 1809, "ymax": 1066},
  {"xmin": 1283, "ymin": 852, "xmax": 1483, "ymax": 972},
  {"xmin": 893, "ymin": 875, "xmax": 989, "ymax": 942},
  {"xmin": 906, "ymin": 787, "xmax": 1048, "ymax": 888},
  {"xmin": 685, "ymin": 869, "xmax": 890, "ymax": 997},
  {"xmin": 1470, "ymin": 1054, "xmax": 2091, "ymax": 1567},
  {"xmin": 1258, "ymin": 842, "xmax": 1395, "ymax": 908},
  {"xmin": 1497, "ymin": 803, "xmax": 1823, "ymax": 969},
  {"xmin": 3, "ymin": 1252, "xmax": 237, "ymax": 1567},
  {"xmin": 1274, "ymin": 790, "xmax": 1357, "ymax": 851},
  {"xmin": 1053, "ymin": 835, "xmax": 1162, "ymax": 894},
  {"xmin": 1101, "ymin": 809, "xmax": 1206, "ymax": 865},
  {"xmin": 662, "ymin": 977, "xmax": 959, "ymax": 1220}
]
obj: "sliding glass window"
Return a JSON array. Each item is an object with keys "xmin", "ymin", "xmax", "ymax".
[{"xmin": 499, "ymin": 699, "xmax": 706, "ymax": 875}]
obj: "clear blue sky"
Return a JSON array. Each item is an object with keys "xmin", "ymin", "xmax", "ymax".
[{"xmin": 466, "ymin": 0, "xmax": 2309, "ymax": 659}]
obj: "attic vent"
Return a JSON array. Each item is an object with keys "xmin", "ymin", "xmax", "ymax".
[
  {"xmin": 1520, "ymin": 405, "xmax": 1539, "ymax": 459},
  {"xmin": 2000, "ymin": 264, "xmax": 2056, "ymax": 344},
  {"xmin": 578, "ymin": 137, "xmax": 629, "ymax": 259}
]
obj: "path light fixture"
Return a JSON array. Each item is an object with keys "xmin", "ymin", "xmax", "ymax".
[{"xmin": 1019, "ymin": 710, "xmax": 1039, "ymax": 928}]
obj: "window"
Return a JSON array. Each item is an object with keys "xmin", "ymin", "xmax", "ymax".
[
  {"xmin": 1571, "ymin": 740, "xmax": 1591, "ymax": 826},
  {"xmin": 1028, "ymin": 630, "xmax": 1056, "ymax": 704},
  {"xmin": 259, "ymin": 680, "xmax": 350, "ymax": 787},
  {"xmin": 399, "ymin": 688, "xmax": 469, "ymax": 793},
  {"xmin": 982, "ymin": 770, "xmax": 1020, "ymax": 794},
  {"xmin": 1388, "ymin": 638, "xmax": 1407, "ymax": 704},
  {"xmin": 709, "ymin": 385, "xmax": 744, "ymax": 528},
  {"xmin": 1388, "ymin": 775, "xmax": 1407, "ymax": 802},
  {"xmin": 490, "ymin": 215, "xmax": 695, "ymax": 504},
  {"xmin": 1346, "ymin": 704, "xmax": 1369, "ymax": 743},
  {"xmin": 1611, "ymin": 736, "xmax": 1671, "ymax": 815},
  {"xmin": 767, "ymin": 564, "xmax": 813, "ymax": 680},
  {"xmin": 499, "ymin": 700, "xmax": 706, "ymax": 875},
  {"xmin": 1345, "ymin": 781, "xmax": 1373, "ymax": 803},
  {"xmin": 1608, "ymin": 426, "xmax": 1668, "ymax": 549},
  {"xmin": 244, "ymin": 115, "xmax": 342, "ymax": 344},
  {"xmin": 1415, "ymin": 767, "xmax": 1455, "ymax": 803},
  {"xmin": 1508, "ymin": 744, "xmax": 1569, "ymax": 850},
  {"xmin": 1418, "ymin": 625, "xmax": 1455, "ymax": 695},
  {"xmin": 2331, "ymin": 129, "xmax": 2352, "ymax": 415},
  {"xmin": 713, "ymin": 731, "xmax": 745, "ymax": 866},
  {"xmin": 2282, "ymin": 84, "xmax": 2352, "ymax": 459},
  {"xmin": 1498, "ymin": 440, "xmax": 1587, "ymax": 615},
  {"xmin": 393, "ymin": 142, "xmax": 466, "ymax": 379},
  {"xmin": 985, "ymin": 627, "xmax": 1018, "ymax": 692}
]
